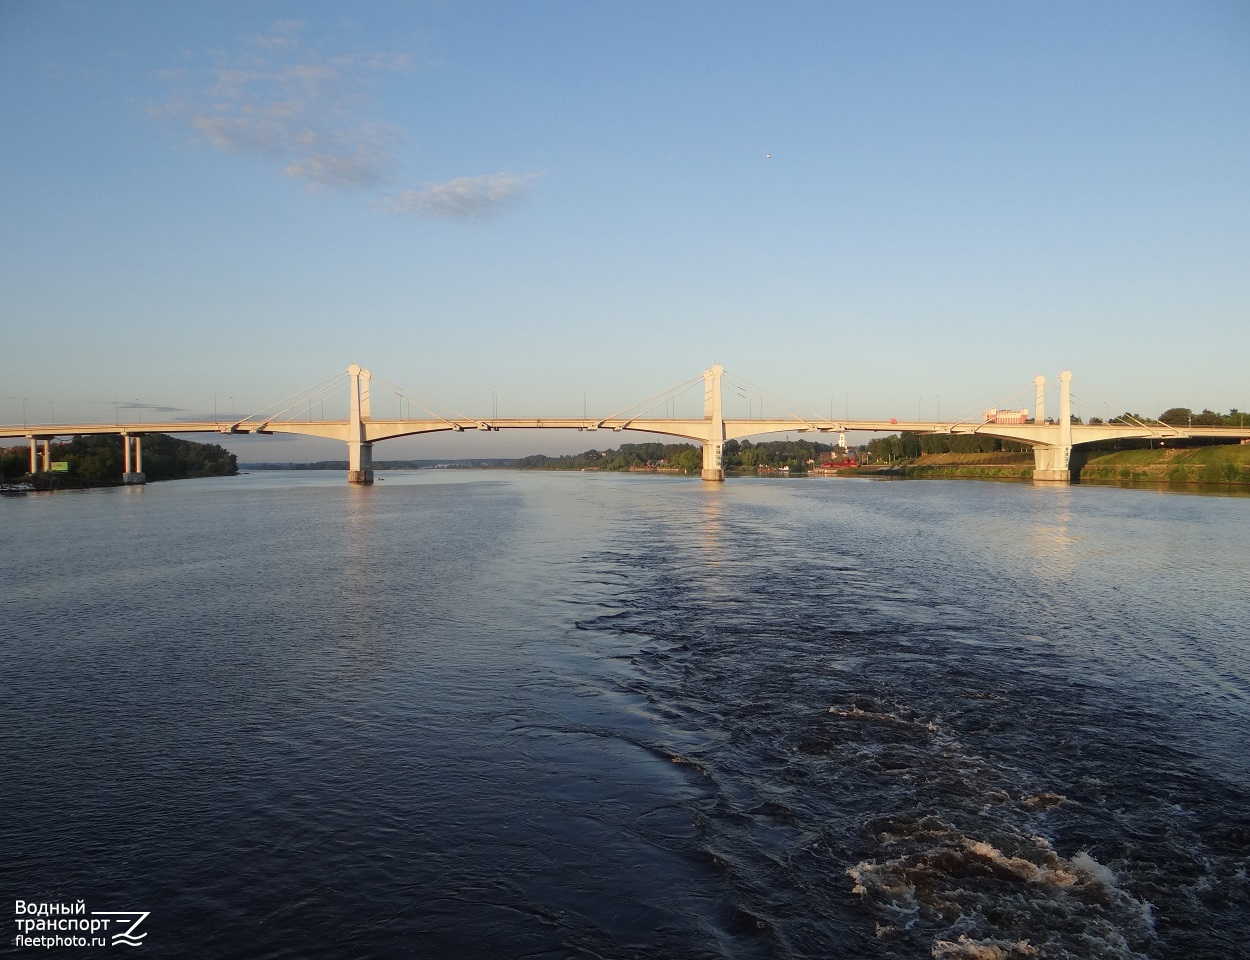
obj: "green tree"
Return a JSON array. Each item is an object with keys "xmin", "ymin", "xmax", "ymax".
[{"xmin": 1159, "ymin": 407, "xmax": 1192, "ymax": 426}]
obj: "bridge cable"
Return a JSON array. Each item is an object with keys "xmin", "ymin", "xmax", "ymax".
[
  {"xmin": 233, "ymin": 370, "xmax": 350, "ymax": 426},
  {"xmin": 366, "ymin": 374, "xmax": 479, "ymax": 426},
  {"xmin": 948, "ymin": 379, "xmax": 1039, "ymax": 430},
  {"xmin": 1067, "ymin": 376, "xmax": 1173, "ymax": 434},
  {"xmin": 721, "ymin": 372, "xmax": 827, "ymax": 427},
  {"xmin": 599, "ymin": 373, "xmax": 706, "ymax": 424}
]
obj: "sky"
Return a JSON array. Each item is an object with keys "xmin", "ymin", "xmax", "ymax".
[{"xmin": 2, "ymin": 1, "xmax": 1248, "ymax": 460}]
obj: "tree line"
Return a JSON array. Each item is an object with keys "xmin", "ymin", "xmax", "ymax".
[
  {"xmin": 865, "ymin": 433, "xmax": 1028, "ymax": 462},
  {"xmin": 1146, "ymin": 408, "xmax": 1245, "ymax": 427},
  {"xmin": 516, "ymin": 442, "xmax": 703, "ymax": 473},
  {"xmin": 515, "ymin": 439, "xmax": 853, "ymax": 474},
  {"xmin": 0, "ymin": 434, "xmax": 237, "ymax": 485}
]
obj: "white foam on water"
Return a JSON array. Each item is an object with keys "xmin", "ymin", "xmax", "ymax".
[
  {"xmin": 1019, "ymin": 792, "xmax": 1067, "ymax": 811},
  {"xmin": 848, "ymin": 822, "xmax": 1156, "ymax": 960},
  {"xmin": 827, "ymin": 704, "xmax": 940, "ymax": 733},
  {"xmin": 1069, "ymin": 850, "xmax": 1116, "ymax": 887},
  {"xmin": 932, "ymin": 934, "xmax": 1039, "ymax": 959}
]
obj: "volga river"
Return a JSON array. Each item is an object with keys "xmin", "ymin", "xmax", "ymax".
[{"xmin": 2, "ymin": 471, "xmax": 1247, "ymax": 959}]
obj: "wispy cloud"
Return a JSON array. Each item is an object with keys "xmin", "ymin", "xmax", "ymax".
[
  {"xmin": 152, "ymin": 20, "xmax": 536, "ymax": 217},
  {"xmin": 118, "ymin": 401, "xmax": 185, "ymax": 413},
  {"xmin": 153, "ymin": 20, "xmax": 407, "ymax": 190},
  {"xmin": 378, "ymin": 172, "xmax": 539, "ymax": 220}
]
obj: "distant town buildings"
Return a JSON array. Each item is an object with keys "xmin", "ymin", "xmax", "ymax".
[{"xmin": 982, "ymin": 408, "xmax": 1030, "ymax": 425}]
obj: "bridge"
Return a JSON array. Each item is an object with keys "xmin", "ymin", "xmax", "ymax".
[{"xmin": 3, "ymin": 364, "xmax": 1248, "ymax": 485}]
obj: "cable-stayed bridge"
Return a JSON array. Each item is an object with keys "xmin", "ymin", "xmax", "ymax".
[{"xmin": 3, "ymin": 364, "xmax": 1248, "ymax": 485}]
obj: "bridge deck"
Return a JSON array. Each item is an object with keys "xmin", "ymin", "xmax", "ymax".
[{"xmin": 3, "ymin": 419, "xmax": 1250, "ymax": 445}]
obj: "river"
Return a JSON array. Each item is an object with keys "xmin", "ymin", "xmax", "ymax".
[{"xmin": 2, "ymin": 471, "xmax": 1247, "ymax": 958}]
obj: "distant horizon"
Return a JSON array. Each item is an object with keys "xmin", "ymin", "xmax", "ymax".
[{"xmin": 3, "ymin": 1, "xmax": 1247, "ymax": 461}]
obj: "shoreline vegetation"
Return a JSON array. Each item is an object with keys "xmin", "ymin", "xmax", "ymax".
[
  {"xmin": 1, "ymin": 434, "xmax": 236, "ymax": 489},
  {"xmin": 5, "ymin": 433, "xmax": 1249, "ymax": 492},
  {"xmin": 244, "ymin": 437, "xmax": 1250, "ymax": 490},
  {"xmin": 897, "ymin": 446, "xmax": 1250, "ymax": 486}
]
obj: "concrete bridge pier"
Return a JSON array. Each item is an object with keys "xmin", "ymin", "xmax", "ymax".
[
  {"xmin": 1032, "ymin": 370, "xmax": 1072, "ymax": 484},
  {"xmin": 702, "ymin": 440, "xmax": 724, "ymax": 482},
  {"xmin": 347, "ymin": 363, "xmax": 374, "ymax": 485},
  {"xmin": 701, "ymin": 363, "xmax": 725, "ymax": 482},
  {"xmin": 349, "ymin": 441, "xmax": 374, "ymax": 485},
  {"xmin": 27, "ymin": 437, "xmax": 52, "ymax": 474},
  {"xmin": 122, "ymin": 433, "xmax": 146, "ymax": 485},
  {"xmin": 1032, "ymin": 445, "xmax": 1071, "ymax": 483}
]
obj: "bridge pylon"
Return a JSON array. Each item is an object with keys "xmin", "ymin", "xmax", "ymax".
[
  {"xmin": 701, "ymin": 363, "xmax": 725, "ymax": 482},
  {"xmin": 347, "ymin": 363, "xmax": 374, "ymax": 485},
  {"xmin": 1032, "ymin": 370, "xmax": 1073, "ymax": 483}
]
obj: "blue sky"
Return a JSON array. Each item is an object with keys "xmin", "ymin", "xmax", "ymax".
[{"xmin": 2, "ymin": 1, "xmax": 1247, "ymax": 459}]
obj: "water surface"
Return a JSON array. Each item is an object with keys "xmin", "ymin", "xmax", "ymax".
[{"xmin": 2, "ymin": 471, "xmax": 1246, "ymax": 958}]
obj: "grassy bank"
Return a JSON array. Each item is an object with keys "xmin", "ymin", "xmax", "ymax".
[
  {"xmin": 1077, "ymin": 445, "xmax": 1250, "ymax": 485},
  {"xmin": 896, "ymin": 451, "xmax": 1034, "ymax": 482},
  {"xmin": 874, "ymin": 445, "xmax": 1250, "ymax": 486}
]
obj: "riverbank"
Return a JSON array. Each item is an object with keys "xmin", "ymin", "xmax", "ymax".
[
  {"xmin": 1, "ymin": 434, "xmax": 237, "ymax": 489},
  {"xmin": 876, "ymin": 451, "xmax": 1035, "ymax": 482},
  {"xmin": 862, "ymin": 445, "xmax": 1250, "ymax": 487},
  {"xmin": 1077, "ymin": 444, "xmax": 1250, "ymax": 485}
]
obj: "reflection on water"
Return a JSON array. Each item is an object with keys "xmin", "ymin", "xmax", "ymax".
[
  {"xmin": 1078, "ymin": 478, "xmax": 1250, "ymax": 497},
  {"xmin": 1, "ymin": 470, "xmax": 1247, "ymax": 959},
  {"xmin": 1026, "ymin": 486, "xmax": 1082, "ymax": 580}
]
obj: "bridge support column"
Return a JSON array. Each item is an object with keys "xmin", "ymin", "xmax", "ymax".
[
  {"xmin": 701, "ymin": 363, "xmax": 725, "ymax": 481},
  {"xmin": 349, "ymin": 441, "xmax": 374, "ymax": 485},
  {"xmin": 1032, "ymin": 445, "xmax": 1071, "ymax": 483},
  {"xmin": 122, "ymin": 433, "xmax": 146, "ymax": 485},
  {"xmin": 28, "ymin": 437, "xmax": 37, "ymax": 474},
  {"xmin": 1032, "ymin": 370, "xmax": 1072, "ymax": 484},
  {"xmin": 347, "ymin": 363, "xmax": 374, "ymax": 485},
  {"xmin": 701, "ymin": 440, "xmax": 724, "ymax": 482}
]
